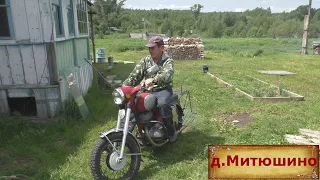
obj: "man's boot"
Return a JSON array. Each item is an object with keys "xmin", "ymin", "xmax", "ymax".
[{"xmin": 163, "ymin": 116, "xmax": 177, "ymax": 142}]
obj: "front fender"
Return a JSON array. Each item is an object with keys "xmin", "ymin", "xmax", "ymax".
[{"xmin": 99, "ymin": 128, "xmax": 141, "ymax": 152}]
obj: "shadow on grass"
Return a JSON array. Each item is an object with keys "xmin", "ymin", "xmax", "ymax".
[{"xmin": 136, "ymin": 129, "xmax": 225, "ymax": 179}]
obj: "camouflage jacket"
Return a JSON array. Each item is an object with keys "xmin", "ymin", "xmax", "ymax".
[{"xmin": 122, "ymin": 52, "xmax": 174, "ymax": 91}]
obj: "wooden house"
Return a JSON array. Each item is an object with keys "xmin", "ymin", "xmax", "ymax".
[{"xmin": 0, "ymin": 0, "xmax": 93, "ymax": 119}]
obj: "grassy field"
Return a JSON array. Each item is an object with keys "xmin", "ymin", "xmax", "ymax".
[{"xmin": 1, "ymin": 34, "xmax": 320, "ymax": 179}]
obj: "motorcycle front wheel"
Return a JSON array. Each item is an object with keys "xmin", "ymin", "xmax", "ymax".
[{"xmin": 90, "ymin": 132, "xmax": 141, "ymax": 180}]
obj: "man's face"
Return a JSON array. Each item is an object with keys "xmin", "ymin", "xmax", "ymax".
[{"xmin": 149, "ymin": 45, "xmax": 163, "ymax": 60}]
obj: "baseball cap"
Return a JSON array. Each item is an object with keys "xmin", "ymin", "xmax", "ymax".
[{"xmin": 146, "ymin": 36, "xmax": 164, "ymax": 47}]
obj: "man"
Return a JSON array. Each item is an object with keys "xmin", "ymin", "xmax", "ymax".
[{"xmin": 122, "ymin": 36, "xmax": 177, "ymax": 142}]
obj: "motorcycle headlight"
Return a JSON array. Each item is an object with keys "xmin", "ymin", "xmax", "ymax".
[{"xmin": 112, "ymin": 88, "xmax": 124, "ymax": 105}]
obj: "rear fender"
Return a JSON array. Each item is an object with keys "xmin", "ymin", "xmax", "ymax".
[{"xmin": 99, "ymin": 128, "xmax": 141, "ymax": 152}]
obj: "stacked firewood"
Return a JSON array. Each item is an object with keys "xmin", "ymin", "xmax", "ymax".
[{"xmin": 164, "ymin": 37, "xmax": 204, "ymax": 60}]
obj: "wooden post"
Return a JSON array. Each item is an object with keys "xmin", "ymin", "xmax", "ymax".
[
  {"xmin": 89, "ymin": 11, "xmax": 96, "ymax": 63},
  {"xmin": 301, "ymin": 0, "xmax": 312, "ymax": 55}
]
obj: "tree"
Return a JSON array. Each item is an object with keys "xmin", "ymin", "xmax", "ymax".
[
  {"xmin": 93, "ymin": 0, "xmax": 126, "ymax": 35},
  {"xmin": 223, "ymin": 13, "xmax": 236, "ymax": 27},
  {"xmin": 190, "ymin": 4, "xmax": 203, "ymax": 19},
  {"xmin": 247, "ymin": 27, "xmax": 259, "ymax": 37},
  {"xmin": 93, "ymin": 5, "xmax": 320, "ymax": 39},
  {"xmin": 160, "ymin": 19, "xmax": 171, "ymax": 34}
]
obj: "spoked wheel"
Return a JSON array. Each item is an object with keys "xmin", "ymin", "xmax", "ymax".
[{"xmin": 90, "ymin": 132, "xmax": 141, "ymax": 180}]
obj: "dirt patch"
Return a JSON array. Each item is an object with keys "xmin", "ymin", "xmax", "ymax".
[{"xmin": 220, "ymin": 112, "xmax": 255, "ymax": 128}]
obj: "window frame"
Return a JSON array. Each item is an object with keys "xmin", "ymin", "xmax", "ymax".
[
  {"xmin": 67, "ymin": 0, "xmax": 75, "ymax": 37},
  {"xmin": 76, "ymin": 0, "xmax": 88, "ymax": 36},
  {"xmin": 52, "ymin": 0, "xmax": 64, "ymax": 38},
  {"xmin": 0, "ymin": 0, "xmax": 14, "ymax": 40}
]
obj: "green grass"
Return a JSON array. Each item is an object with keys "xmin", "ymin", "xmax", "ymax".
[
  {"xmin": 214, "ymin": 72, "xmax": 290, "ymax": 97},
  {"xmin": 91, "ymin": 33, "xmax": 146, "ymax": 54},
  {"xmin": 203, "ymin": 38, "xmax": 318, "ymax": 57},
  {"xmin": 1, "ymin": 34, "xmax": 320, "ymax": 179}
]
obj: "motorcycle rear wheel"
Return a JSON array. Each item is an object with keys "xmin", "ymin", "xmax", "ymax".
[{"xmin": 90, "ymin": 132, "xmax": 141, "ymax": 180}]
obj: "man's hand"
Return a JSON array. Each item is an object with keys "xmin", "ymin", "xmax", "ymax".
[
  {"xmin": 144, "ymin": 78, "xmax": 154, "ymax": 87},
  {"xmin": 140, "ymin": 79, "xmax": 145, "ymax": 86}
]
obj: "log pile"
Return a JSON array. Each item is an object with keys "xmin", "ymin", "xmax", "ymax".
[{"xmin": 164, "ymin": 37, "xmax": 204, "ymax": 60}]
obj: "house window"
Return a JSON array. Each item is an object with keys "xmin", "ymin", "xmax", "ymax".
[
  {"xmin": 77, "ymin": 0, "xmax": 88, "ymax": 34},
  {"xmin": 0, "ymin": 0, "xmax": 12, "ymax": 38},
  {"xmin": 52, "ymin": 0, "xmax": 64, "ymax": 37},
  {"xmin": 67, "ymin": 0, "xmax": 75, "ymax": 36}
]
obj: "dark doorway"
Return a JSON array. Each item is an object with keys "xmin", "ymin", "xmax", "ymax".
[{"xmin": 7, "ymin": 97, "xmax": 37, "ymax": 116}]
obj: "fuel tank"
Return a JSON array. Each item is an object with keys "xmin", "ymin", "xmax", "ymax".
[{"xmin": 136, "ymin": 92, "xmax": 157, "ymax": 112}]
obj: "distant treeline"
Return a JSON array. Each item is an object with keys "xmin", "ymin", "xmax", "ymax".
[{"xmin": 90, "ymin": 1, "xmax": 320, "ymax": 38}]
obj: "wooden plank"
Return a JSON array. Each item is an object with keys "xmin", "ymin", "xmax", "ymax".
[
  {"xmin": 284, "ymin": 134, "xmax": 317, "ymax": 145},
  {"xmin": 83, "ymin": 65, "xmax": 89, "ymax": 94},
  {"xmin": 33, "ymin": 44, "xmax": 49, "ymax": 84},
  {"xmin": 11, "ymin": 0, "xmax": 30, "ymax": 42},
  {"xmin": 80, "ymin": 66, "xmax": 86, "ymax": 94},
  {"xmin": 301, "ymin": 15, "xmax": 310, "ymax": 55},
  {"xmin": 208, "ymin": 73, "xmax": 233, "ymax": 87},
  {"xmin": 38, "ymin": 0, "xmax": 53, "ymax": 42},
  {"xmin": 0, "ymin": 84, "xmax": 59, "ymax": 89},
  {"xmin": 208, "ymin": 73, "xmax": 254, "ymax": 100},
  {"xmin": 209, "ymin": 73, "xmax": 304, "ymax": 101},
  {"xmin": 0, "ymin": 46, "xmax": 13, "ymax": 85},
  {"xmin": 78, "ymin": 67, "xmax": 84, "ymax": 94},
  {"xmin": 7, "ymin": 89, "xmax": 34, "ymax": 98},
  {"xmin": 74, "ymin": 70, "xmax": 81, "ymax": 93},
  {"xmin": 0, "ymin": 90, "xmax": 9, "ymax": 114},
  {"xmin": 46, "ymin": 88, "xmax": 61, "ymax": 118},
  {"xmin": 58, "ymin": 78, "xmax": 68, "ymax": 103},
  {"xmin": 310, "ymin": 138, "xmax": 320, "ymax": 144},
  {"xmin": 299, "ymin": 129, "xmax": 320, "ymax": 139},
  {"xmin": 256, "ymin": 71, "xmax": 296, "ymax": 76},
  {"xmin": 34, "ymin": 89, "xmax": 48, "ymax": 118},
  {"xmin": 25, "ymin": 0, "xmax": 43, "ymax": 42},
  {"xmin": 20, "ymin": 45, "xmax": 38, "ymax": 84},
  {"xmin": 253, "ymin": 97, "xmax": 294, "ymax": 102},
  {"xmin": 282, "ymin": 89, "xmax": 304, "ymax": 98},
  {"xmin": 7, "ymin": 46, "xmax": 25, "ymax": 85},
  {"xmin": 66, "ymin": 73, "xmax": 90, "ymax": 119},
  {"xmin": 235, "ymin": 88, "xmax": 254, "ymax": 100},
  {"xmin": 45, "ymin": 43, "xmax": 58, "ymax": 84},
  {"xmin": 86, "ymin": 63, "xmax": 93, "ymax": 94}
]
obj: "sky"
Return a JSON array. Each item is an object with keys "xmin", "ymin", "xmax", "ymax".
[{"xmin": 123, "ymin": 0, "xmax": 320, "ymax": 13}]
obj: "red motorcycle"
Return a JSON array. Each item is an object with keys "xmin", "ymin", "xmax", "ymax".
[{"xmin": 90, "ymin": 65, "xmax": 189, "ymax": 180}]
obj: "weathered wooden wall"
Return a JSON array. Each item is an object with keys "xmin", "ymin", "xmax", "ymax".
[
  {"xmin": 57, "ymin": 38, "xmax": 92, "ymax": 103},
  {"xmin": 0, "ymin": 0, "xmax": 93, "ymax": 118},
  {"xmin": 56, "ymin": 40, "xmax": 75, "ymax": 76},
  {"xmin": 0, "ymin": 85, "xmax": 61, "ymax": 118},
  {"xmin": 0, "ymin": 45, "xmax": 50, "ymax": 86},
  {"xmin": 75, "ymin": 38, "xmax": 90, "ymax": 65},
  {"xmin": 59, "ymin": 62, "xmax": 93, "ymax": 103},
  {"xmin": 9, "ymin": 0, "xmax": 53, "ymax": 43}
]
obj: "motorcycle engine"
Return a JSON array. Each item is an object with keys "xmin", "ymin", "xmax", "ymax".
[
  {"xmin": 148, "ymin": 122, "xmax": 166, "ymax": 142},
  {"xmin": 139, "ymin": 111, "xmax": 153, "ymax": 124}
]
